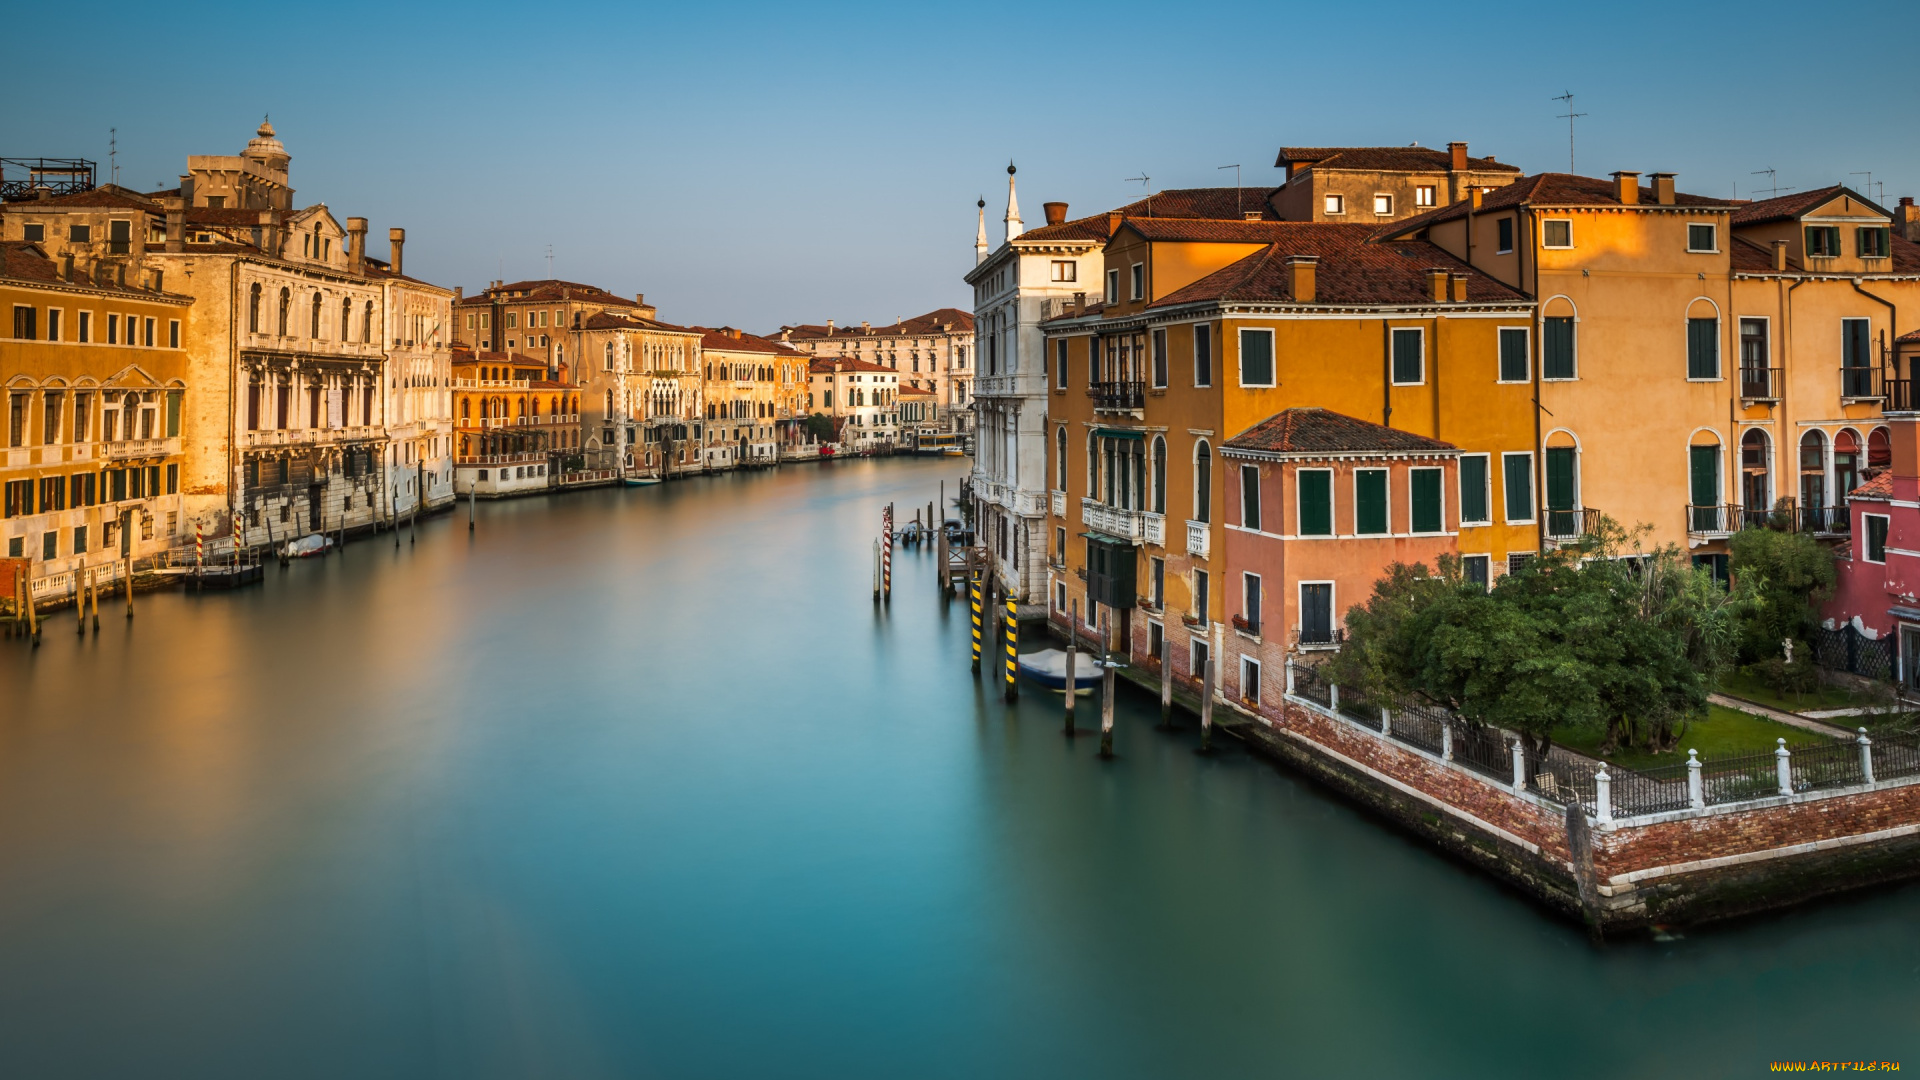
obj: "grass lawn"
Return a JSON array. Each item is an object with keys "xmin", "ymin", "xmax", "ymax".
[
  {"xmin": 1714, "ymin": 669, "xmax": 1886, "ymax": 714},
  {"xmin": 1552, "ymin": 705, "xmax": 1833, "ymax": 771}
]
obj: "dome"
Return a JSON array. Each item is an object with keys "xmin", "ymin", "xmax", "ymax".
[{"xmin": 243, "ymin": 116, "xmax": 289, "ymax": 167}]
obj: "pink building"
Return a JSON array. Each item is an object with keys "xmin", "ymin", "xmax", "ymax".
[
  {"xmin": 1215, "ymin": 408, "xmax": 1462, "ymax": 713},
  {"xmin": 1825, "ymin": 409, "xmax": 1920, "ymax": 686}
]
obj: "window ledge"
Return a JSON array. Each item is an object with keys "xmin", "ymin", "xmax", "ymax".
[
  {"xmin": 1685, "ymin": 377, "xmax": 1724, "ymax": 383},
  {"xmin": 1234, "ymin": 629, "xmax": 1262, "ymax": 644},
  {"xmin": 1541, "ymin": 377, "xmax": 1580, "ymax": 383}
]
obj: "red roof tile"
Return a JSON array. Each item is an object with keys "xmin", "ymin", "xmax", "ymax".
[
  {"xmin": 1383, "ymin": 173, "xmax": 1736, "ymax": 239},
  {"xmin": 1147, "ymin": 225, "xmax": 1528, "ymax": 309},
  {"xmin": 808, "ymin": 357, "xmax": 897, "ymax": 375},
  {"xmin": 1850, "ymin": 471, "xmax": 1892, "ymax": 500},
  {"xmin": 1276, "ymin": 146, "xmax": 1520, "ymax": 174},
  {"xmin": 1222, "ymin": 408, "xmax": 1459, "ymax": 457},
  {"xmin": 775, "ymin": 307, "xmax": 974, "ymax": 340},
  {"xmin": 1728, "ymin": 185, "xmax": 1894, "ymax": 227}
]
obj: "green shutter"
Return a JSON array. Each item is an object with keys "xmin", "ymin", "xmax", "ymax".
[
  {"xmin": 1239, "ymin": 329, "xmax": 1273, "ymax": 386},
  {"xmin": 1298, "ymin": 470, "xmax": 1331, "ymax": 535},
  {"xmin": 1545, "ymin": 447, "xmax": 1575, "ymax": 511},
  {"xmin": 165, "ymin": 391, "xmax": 182, "ymax": 437},
  {"xmin": 1503, "ymin": 454, "xmax": 1532, "ymax": 521},
  {"xmin": 1689, "ymin": 446, "xmax": 1718, "ymax": 507},
  {"xmin": 1241, "ymin": 465, "xmax": 1260, "ymax": 531},
  {"xmin": 1355, "ymin": 469, "xmax": 1388, "ymax": 534},
  {"xmin": 1392, "ymin": 329, "xmax": 1422, "ymax": 384},
  {"xmin": 1544, "ymin": 317, "xmax": 1574, "ymax": 379},
  {"xmin": 1498, "ymin": 328, "xmax": 1528, "ymax": 381},
  {"xmin": 1688, "ymin": 318, "xmax": 1718, "ymax": 379},
  {"xmin": 1411, "ymin": 468, "xmax": 1442, "ymax": 533},
  {"xmin": 1460, "ymin": 456, "xmax": 1489, "ymax": 523}
]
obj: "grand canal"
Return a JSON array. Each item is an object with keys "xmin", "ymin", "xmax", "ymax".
[{"xmin": 1, "ymin": 458, "xmax": 1914, "ymax": 1077}]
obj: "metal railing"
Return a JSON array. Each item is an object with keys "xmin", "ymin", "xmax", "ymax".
[
  {"xmin": 1738, "ymin": 365, "xmax": 1784, "ymax": 401},
  {"xmin": 1741, "ymin": 498, "xmax": 1796, "ymax": 531},
  {"xmin": 1089, "ymin": 380, "xmax": 1144, "ymax": 411},
  {"xmin": 1387, "ymin": 701, "xmax": 1449, "ymax": 757},
  {"xmin": 1887, "ymin": 378, "xmax": 1916, "ymax": 412},
  {"xmin": 1686, "ymin": 504, "xmax": 1735, "ymax": 535},
  {"xmin": 1840, "ymin": 366, "xmax": 1883, "ymax": 400},
  {"xmin": 1542, "ymin": 506, "xmax": 1600, "ymax": 542},
  {"xmin": 1799, "ymin": 502, "xmax": 1850, "ymax": 534}
]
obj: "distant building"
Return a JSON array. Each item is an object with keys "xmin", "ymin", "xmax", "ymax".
[
  {"xmin": 774, "ymin": 308, "xmax": 973, "ymax": 433},
  {"xmin": 450, "ymin": 347, "xmax": 575, "ymax": 498},
  {"xmin": 696, "ymin": 327, "xmax": 810, "ymax": 468},
  {"xmin": 808, "ymin": 358, "xmax": 899, "ymax": 453}
]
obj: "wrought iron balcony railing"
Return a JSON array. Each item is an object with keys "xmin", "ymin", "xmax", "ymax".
[
  {"xmin": 1739, "ymin": 365, "xmax": 1784, "ymax": 402},
  {"xmin": 1089, "ymin": 380, "xmax": 1144, "ymax": 411}
]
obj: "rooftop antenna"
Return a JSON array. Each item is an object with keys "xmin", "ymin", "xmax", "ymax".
[
  {"xmin": 1218, "ymin": 164, "xmax": 1242, "ymax": 217},
  {"xmin": 1124, "ymin": 172, "xmax": 1152, "ymax": 216},
  {"xmin": 1849, "ymin": 172, "xmax": 1884, "ymax": 204},
  {"xmin": 108, "ymin": 128, "xmax": 118, "ymax": 187},
  {"xmin": 545, "ymin": 244, "xmax": 554, "ymax": 277},
  {"xmin": 1751, "ymin": 169, "xmax": 1792, "ymax": 198},
  {"xmin": 1551, "ymin": 91, "xmax": 1585, "ymax": 173}
]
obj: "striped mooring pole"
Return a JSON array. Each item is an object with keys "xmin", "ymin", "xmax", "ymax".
[
  {"xmin": 195, "ymin": 525, "xmax": 203, "ymax": 568},
  {"xmin": 1003, "ymin": 589, "xmax": 1018, "ymax": 702},
  {"xmin": 882, "ymin": 503, "xmax": 893, "ymax": 602},
  {"xmin": 969, "ymin": 572, "xmax": 983, "ymax": 675}
]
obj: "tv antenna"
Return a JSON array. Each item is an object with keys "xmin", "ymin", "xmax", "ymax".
[
  {"xmin": 1124, "ymin": 172, "xmax": 1152, "ymax": 216},
  {"xmin": 1850, "ymin": 171, "xmax": 1885, "ymax": 204},
  {"xmin": 1551, "ymin": 91, "xmax": 1585, "ymax": 173},
  {"xmin": 1218, "ymin": 164, "xmax": 1242, "ymax": 217},
  {"xmin": 1750, "ymin": 169, "xmax": 1792, "ymax": 198},
  {"xmin": 108, "ymin": 128, "xmax": 118, "ymax": 187}
]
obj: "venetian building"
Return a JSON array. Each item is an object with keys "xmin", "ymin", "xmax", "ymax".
[
  {"xmin": 370, "ymin": 229, "xmax": 456, "ymax": 515},
  {"xmin": 696, "ymin": 327, "xmax": 806, "ymax": 469},
  {"xmin": 577, "ymin": 307, "xmax": 704, "ymax": 478},
  {"xmin": 774, "ymin": 308, "xmax": 974, "ymax": 435}
]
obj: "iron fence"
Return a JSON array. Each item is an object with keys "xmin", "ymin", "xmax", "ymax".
[
  {"xmin": 1338, "ymin": 686, "xmax": 1381, "ymax": 728},
  {"xmin": 1813, "ymin": 624, "xmax": 1894, "ymax": 681},
  {"xmin": 1607, "ymin": 765, "xmax": 1693, "ymax": 816},
  {"xmin": 1871, "ymin": 731, "xmax": 1920, "ymax": 781},
  {"xmin": 1789, "ymin": 739, "xmax": 1867, "ymax": 791},
  {"xmin": 1525, "ymin": 744, "xmax": 1605, "ymax": 808},
  {"xmin": 1450, "ymin": 722, "xmax": 1512, "ymax": 784},
  {"xmin": 1292, "ymin": 665, "xmax": 1333, "ymax": 709}
]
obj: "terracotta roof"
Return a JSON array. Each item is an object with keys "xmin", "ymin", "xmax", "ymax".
[
  {"xmin": 1117, "ymin": 219, "xmax": 1296, "ymax": 244},
  {"xmin": 1223, "ymin": 408, "xmax": 1459, "ymax": 457},
  {"xmin": 1729, "ymin": 235, "xmax": 1797, "ymax": 273},
  {"xmin": 581, "ymin": 310, "xmax": 697, "ymax": 333},
  {"xmin": 1729, "ymin": 185, "xmax": 1893, "ymax": 227},
  {"xmin": 1383, "ymin": 173, "xmax": 1736, "ymax": 238},
  {"xmin": 1011, "ymin": 188, "xmax": 1284, "ymax": 245},
  {"xmin": 185, "ymin": 206, "xmax": 270, "ymax": 226},
  {"xmin": 1850, "ymin": 471, "xmax": 1892, "ymax": 500},
  {"xmin": 1147, "ymin": 225, "xmax": 1529, "ymax": 309},
  {"xmin": 463, "ymin": 279, "xmax": 640, "ymax": 307},
  {"xmin": 0, "ymin": 241, "xmax": 190, "ymax": 299},
  {"xmin": 1042, "ymin": 299, "xmax": 1106, "ymax": 324},
  {"xmin": 899, "ymin": 385, "xmax": 935, "ymax": 397},
  {"xmin": 1897, "ymin": 329, "xmax": 1920, "ymax": 343},
  {"xmin": 776, "ymin": 307, "xmax": 974, "ymax": 340},
  {"xmin": 1276, "ymin": 146, "xmax": 1520, "ymax": 174},
  {"xmin": 693, "ymin": 326, "xmax": 807, "ymax": 356},
  {"xmin": 2, "ymin": 185, "xmax": 160, "ymax": 211},
  {"xmin": 809, "ymin": 357, "xmax": 896, "ymax": 375},
  {"xmin": 451, "ymin": 346, "xmax": 547, "ymax": 365}
]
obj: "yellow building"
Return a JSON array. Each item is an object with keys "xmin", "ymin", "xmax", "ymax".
[
  {"xmin": 450, "ymin": 347, "xmax": 576, "ymax": 497},
  {"xmin": 2, "ymin": 241, "xmax": 194, "ymax": 596},
  {"xmin": 697, "ymin": 327, "xmax": 809, "ymax": 468}
]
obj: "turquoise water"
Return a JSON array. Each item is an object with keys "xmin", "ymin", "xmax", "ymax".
[{"xmin": 1, "ymin": 458, "xmax": 1914, "ymax": 1078}]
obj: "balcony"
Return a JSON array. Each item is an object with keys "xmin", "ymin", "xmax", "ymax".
[
  {"xmin": 1840, "ymin": 366, "xmax": 1885, "ymax": 403},
  {"xmin": 1889, "ymin": 378, "xmax": 1917, "ymax": 413},
  {"xmin": 1010, "ymin": 489, "xmax": 1048, "ymax": 518},
  {"xmin": 1800, "ymin": 502, "xmax": 1850, "ymax": 535},
  {"xmin": 1049, "ymin": 490, "xmax": 1066, "ymax": 518},
  {"xmin": 1686, "ymin": 504, "xmax": 1735, "ymax": 537},
  {"xmin": 1089, "ymin": 380, "xmax": 1144, "ymax": 412},
  {"xmin": 1143, "ymin": 511, "xmax": 1165, "ymax": 546},
  {"xmin": 1542, "ymin": 506, "xmax": 1601, "ymax": 544},
  {"xmin": 243, "ymin": 426, "xmax": 384, "ymax": 449},
  {"xmin": 1186, "ymin": 519, "xmax": 1209, "ymax": 558},
  {"xmin": 103, "ymin": 437, "xmax": 179, "ymax": 460},
  {"xmin": 1081, "ymin": 498, "xmax": 1144, "ymax": 543},
  {"xmin": 1739, "ymin": 365, "xmax": 1784, "ymax": 404}
]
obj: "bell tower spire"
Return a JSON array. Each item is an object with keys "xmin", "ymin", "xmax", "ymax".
[
  {"xmin": 974, "ymin": 197, "xmax": 989, "ymax": 265},
  {"xmin": 1004, "ymin": 162, "xmax": 1024, "ymax": 242}
]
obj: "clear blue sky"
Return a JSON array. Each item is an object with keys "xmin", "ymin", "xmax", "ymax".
[{"xmin": 11, "ymin": 0, "xmax": 1916, "ymax": 332}]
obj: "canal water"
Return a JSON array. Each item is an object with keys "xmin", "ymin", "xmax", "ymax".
[{"xmin": 1, "ymin": 459, "xmax": 1914, "ymax": 1078}]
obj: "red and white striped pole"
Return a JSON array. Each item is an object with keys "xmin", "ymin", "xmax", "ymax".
[
  {"xmin": 882, "ymin": 503, "xmax": 893, "ymax": 601},
  {"xmin": 195, "ymin": 524, "xmax": 203, "ymax": 567}
]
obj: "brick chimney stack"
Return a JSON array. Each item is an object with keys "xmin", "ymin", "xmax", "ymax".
[
  {"xmin": 1612, "ymin": 171, "xmax": 1641, "ymax": 205},
  {"xmin": 1287, "ymin": 255, "xmax": 1318, "ymax": 303},
  {"xmin": 388, "ymin": 227, "xmax": 405, "ymax": 276},
  {"xmin": 1043, "ymin": 201, "xmax": 1068, "ymax": 226},
  {"xmin": 346, "ymin": 217, "xmax": 367, "ymax": 274},
  {"xmin": 1448, "ymin": 141, "xmax": 1468, "ymax": 171},
  {"xmin": 1650, "ymin": 173, "xmax": 1676, "ymax": 206}
]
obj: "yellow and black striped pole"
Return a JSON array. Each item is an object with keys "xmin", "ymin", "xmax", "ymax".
[
  {"xmin": 969, "ymin": 572, "xmax": 983, "ymax": 675},
  {"xmin": 1003, "ymin": 589, "xmax": 1018, "ymax": 702}
]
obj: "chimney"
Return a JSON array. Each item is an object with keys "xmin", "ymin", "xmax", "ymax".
[
  {"xmin": 826, "ymin": 319, "xmax": 835, "ymax": 335},
  {"xmin": 862, "ymin": 320, "xmax": 871, "ymax": 334},
  {"xmin": 454, "ymin": 286, "xmax": 463, "ymax": 305},
  {"xmin": 1286, "ymin": 255, "xmax": 1318, "ymax": 303},
  {"xmin": 1649, "ymin": 172, "xmax": 1676, "ymax": 206},
  {"xmin": 1449, "ymin": 273, "xmax": 1470, "ymax": 303},
  {"xmin": 1898, "ymin": 197, "xmax": 1920, "ymax": 243},
  {"xmin": 1107, "ymin": 211, "xmax": 1123, "ymax": 236},
  {"xmin": 388, "ymin": 227, "xmax": 405, "ymax": 276},
  {"xmin": 1469, "ymin": 188, "xmax": 1483, "ymax": 210},
  {"xmin": 1771, "ymin": 240, "xmax": 1789, "ymax": 272},
  {"xmin": 1043, "ymin": 201, "xmax": 1068, "ymax": 226},
  {"xmin": 60, "ymin": 253, "xmax": 73, "ymax": 282},
  {"xmin": 1448, "ymin": 141, "xmax": 1468, "ymax": 171},
  {"xmin": 164, "ymin": 205, "xmax": 185, "ymax": 253},
  {"xmin": 346, "ymin": 217, "xmax": 367, "ymax": 275},
  {"xmin": 1612, "ymin": 171, "xmax": 1641, "ymax": 205},
  {"xmin": 179, "ymin": 175, "xmax": 194, "ymax": 206},
  {"xmin": 1425, "ymin": 268, "xmax": 1449, "ymax": 303}
]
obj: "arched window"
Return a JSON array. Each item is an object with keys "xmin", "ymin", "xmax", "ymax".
[
  {"xmin": 248, "ymin": 283, "xmax": 262, "ymax": 333},
  {"xmin": 363, "ymin": 301, "xmax": 374, "ymax": 343},
  {"xmin": 1194, "ymin": 440, "xmax": 1212, "ymax": 523},
  {"xmin": 460, "ymin": 399, "xmax": 469, "ymax": 419},
  {"xmin": 310, "ymin": 292, "xmax": 322, "ymax": 338},
  {"xmin": 340, "ymin": 298, "xmax": 351, "ymax": 341},
  {"xmin": 277, "ymin": 288, "xmax": 290, "ymax": 336},
  {"xmin": 605, "ymin": 342, "xmax": 615, "ymax": 370},
  {"xmin": 1869, "ymin": 426, "xmax": 1892, "ymax": 473},
  {"xmin": 1800, "ymin": 431, "xmax": 1828, "ymax": 527},
  {"xmin": 1152, "ymin": 435, "xmax": 1167, "ymax": 515},
  {"xmin": 1054, "ymin": 429, "xmax": 1067, "ymax": 491},
  {"xmin": 1741, "ymin": 429, "xmax": 1771, "ymax": 521},
  {"xmin": 1086, "ymin": 431, "xmax": 1097, "ymax": 495},
  {"xmin": 605, "ymin": 390, "xmax": 615, "ymax": 415}
]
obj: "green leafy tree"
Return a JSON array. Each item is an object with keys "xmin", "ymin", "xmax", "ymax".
[
  {"xmin": 1727, "ymin": 527, "xmax": 1836, "ymax": 664},
  {"xmin": 804, "ymin": 413, "xmax": 837, "ymax": 442}
]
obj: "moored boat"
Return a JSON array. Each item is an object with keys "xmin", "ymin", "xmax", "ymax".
[{"xmin": 1016, "ymin": 649, "xmax": 1103, "ymax": 692}]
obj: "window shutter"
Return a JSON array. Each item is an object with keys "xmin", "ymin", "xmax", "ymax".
[
  {"xmin": 1355, "ymin": 469, "xmax": 1388, "ymax": 534},
  {"xmin": 1411, "ymin": 468, "xmax": 1442, "ymax": 533},
  {"xmin": 1544, "ymin": 317, "xmax": 1574, "ymax": 378},
  {"xmin": 1689, "ymin": 445, "xmax": 1717, "ymax": 507},
  {"xmin": 1688, "ymin": 318, "xmax": 1718, "ymax": 379},
  {"xmin": 1460, "ymin": 457, "xmax": 1489, "ymax": 523},
  {"xmin": 1503, "ymin": 454, "xmax": 1533, "ymax": 521},
  {"xmin": 1545, "ymin": 448, "xmax": 1575, "ymax": 511},
  {"xmin": 1299, "ymin": 471, "xmax": 1331, "ymax": 535},
  {"xmin": 1241, "ymin": 465, "xmax": 1260, "ymax": 531}
]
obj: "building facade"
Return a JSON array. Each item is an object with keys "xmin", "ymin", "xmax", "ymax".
[
  {"xmin": 698, "ymin": 327, "xmax": 806, "ymax": 468},
  {"xmin": 775, "ymin": 308, "xmax": 974, "ymax": 432},
  {"xmin": 807, "ymin": 357, "xmax": 899, "ymax": 452},
  {"xmin": 451, "ymin": 347, "xmax": 576, "ymax": 497},
  {"xmin": 578, "ymin": 309, "xmax": 704, "ymax": 478},
  {"xmin": 373, "ymin": 246, "xmax": 456, "ymax": 516}
]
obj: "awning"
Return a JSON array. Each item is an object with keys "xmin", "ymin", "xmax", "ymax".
[{"xmin": 1094, "ymin": 428, "xmax": 1144, "ymax": 441}]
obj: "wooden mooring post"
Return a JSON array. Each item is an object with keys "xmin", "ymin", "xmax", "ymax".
[
  {"xmin": 968, "ymin": 570, "xmax": 983, "ymax": 674},
  {"xmin": 1200, "ymin": 656, "xmax": 1216, "ymax": 753},
  {"xmin": 1099, "ymin": 612, "xmax": 1116, "ymax": 759},
  {"xmin": 124, "ymin": 556, "xmax": 134, "ymax": 620},
  {"xmin": 1064, "ymin": 600, "xmax": 1078, "ymax": 735},
  {"xmin": 1003, "ymin": 589, "xmax": 1018, "ymax": 703}
]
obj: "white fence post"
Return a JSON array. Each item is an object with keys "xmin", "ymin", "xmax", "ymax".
[
  {"xmin": 1379, "ymin": 706, "xmax": 1391, "ymax": 736},
  {"xmin": 1510, "ymin": 739, "xmax": 1526, "ymax": 792},
  {"xmin": 1687, "ymin": 749, "xmax": 1704, "ymax": 810},
  {"xmin": 1595, "ymin": 766, "xmax": 1613, "ymax": 824},
  {"xmin": 1285, "ymin": 658, "xmax": 1296, "ymax": 696},
  {"xmin": 1859, "ymin": 728, "xmax": 1875, "ymax": 785},
  {"xmin": 1329, "ymin": 682, "xmax": 1340, "ymax": 710},
  {"xmin": 1441, "ymin": 721, "xmax": 1453, "ymax": 761},
  {"xmin": 1775, "ymin": 738, "xmax": 1793, "ymax": 796}
]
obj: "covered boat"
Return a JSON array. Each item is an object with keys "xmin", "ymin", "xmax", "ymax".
[
  {"xmin": 1016, "ymin": 649, "xmax": 1103, "ymax": 692},
  {"xmin": 282, "ymin": 533, "xmax": 333, "ymax": 559}
]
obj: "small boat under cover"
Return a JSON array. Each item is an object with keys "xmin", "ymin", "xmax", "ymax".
[
  {"xmin": 282, "ymin": 533, "xmax": 333, "ymax": 559},
  {"xmin": 1016, "ymin": 649, "xmax": 1103, "ymax": 691}
]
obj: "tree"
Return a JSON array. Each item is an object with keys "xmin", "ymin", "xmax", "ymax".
[
  {"xmin": 1727, "ymin": 527, "xmax": 1836, "ymax": 664},
  {"xmin": 803, "ymin": 412, "xmax": 836, "ymax": 442}
]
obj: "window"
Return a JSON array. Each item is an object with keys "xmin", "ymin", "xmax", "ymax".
[
  {"xmin": 1238, "ymin": 328, "xmax": 1274, "ymax": 387},
  {"xmin": 1152, "ymin": 436, "xmax": 1166, "ymax": 514},
  {"xmin": 1372, "ymin": 193, "xmax": 1394, "ymax": 216},
  {"xmin": 108, "ymin": 219, "xmax": 131, "ymax": 255},
  {"xmin": 248, "ymin": 284, "xmax": 262, "ymax": 333},
  {"xmin": 1842, "ymin": 318, "xmax": 1873, "ymax": 397},
  {"xmin": 68, "ymin": 224, "xmax": 91, "ymax": 243},
  {"xmin": 1390, "ymin": 327, "xmax": 1423, "ymax": 384},
  {"xmin": 1194, "ymin": 441, "xmax": 1211, "ymax": 523},
  {"xmin": 1502, "ymin": 453, "xmax": 1534, "ymax": 522},
  {"xmin": 46, "ymin": 309, "xmax": 60, "ymax": 342},
  {"xmin": 1298, "ymin": 469, "xmax": 1332, "ymax": 536},
  {"xmin": 1542, "ymin": 220, "xmax": 1572, "ymax": 249},
  {"xmin": 1690, "ymin": 444, "xmax": 1721, "ymax": 521},
  {"xmin": 1194, "ymin": 324, "xmax": 1212, "ymax": 387},
  {"xmin": 1688, "ymin": 223, "xmax": 1718, "ymax": 252},
  {"xmin": 1459, "ymin": 455, "xmax": 1490, "ymax": 525},
  {"xmin": 1194, "ymin": 569, "xmax": 1210, "ymax": 622},
  {"xmin": 1687, "ymin": 317, "xmax": 1719, "ymax": 379},
  {"xmin": 1496, "ymin": 218, "xmax": 1514, "ymax": 254},
  {"xmin": 1151, "ymin": 557, "xmax": 1165, "ymax": 607},
  {"xmin": 1301, "ymin": 583, "xmax": 1334, "ymax": 644},
  {"xmin": 1410, "ymin": 467, "xmax": 1443, "ymax": 533},
  {"xmin": 1545, "ymin": 446, "xmax": 1577, "ymax": 530},
  {"xmin": 1055, "ymin": 339, "xmax": 1068, "ymax": 389},
  {"xmin": 1240, "ymin": 464, "xmax": 1260, "ymax": 531},
  {"xmin": 143, "ymin": 317, "xmax": 154, "ymax": 347},
  {"xmin": 1865, "ymin": 514, "xmax": 1889, "ymax": 564},
  {"xmin": 22, "ymin": 223, "xmax": 44, "ymax": 242},
  {"xmin": 1055, "ymin": 426, "xmax": 1067, "ymax": 490},
  {"xmin": 1354, "ymin": 469, "xmax": 1388, "ymax": 535},
  {"xmin": 43, "ymin": 531, "xmax": 57, "ymax": 560},
  {"xmin": 1191, "ymin": 637, "xmax": 1211, "ymax": 680},
  {"xmin": 77, "ymin": 311, "xmax": 90, "ymax": 343},
  {"xmin": 1105, "ymin": 269, "xmax": 1119, "ymax": 304},
  {"xmin": 1241, "ymin": 656, "xmax": 1262, "ymax": 704},
  {"xmin": 1858, "ymin": 227, "xmax": 1891, "ymax": 258},
  {"xmin": 1415, "ymin": 185, "xmax": 1436, "ymax": 208},
  {"xmin": 168, "ymin": 320, "xmax": 179, "ymax": 349},
  {"xmin": 277, "ymin": 288, "xmax": 290, "ymax": 336},
  {"xmin": 1130, "ymin": 263, "xmax": 1144, "ymax": 301},
  {"xmin": 12, "ymin": 305, "xmax": 36, "ymax": 340},
  {"xmin": 1051, "ymin": 260, "xmax": 1076, "ymax": 282},
  {"xmin": 1806, "ymin": 226, "xmax": 1841, "ymax": 258},
  {"xmin": 1147, "ymin": 328, "xmax": 1168, "ymax": 388},
  {"xmin": 1324, "ymin": 194, "xmax": 1345, "ymax": 215},
  {"xmin": 1498, "ymin": 327, "xmax": 1529, "ymax": 382},
  {"xmin": 1543, "ymin": 315, "xmax": 1575, "ymax": 379},
  {"xmin": 1463, "ymin": 555, "xmax": 1490, "ymax": 589},
  {"xmin": 1242, "ymin": 574, "xmax": 1262, "ymax": 637},
  {"xmin": 107, "ymin": 313, "xmax": 118, "ymax": 344}
]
